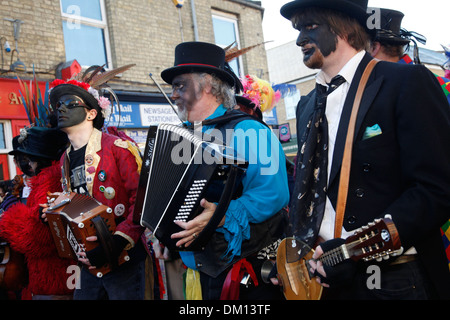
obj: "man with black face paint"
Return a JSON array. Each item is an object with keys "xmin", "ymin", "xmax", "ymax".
[
  {"xmin": 280, "ymin": 0, "xmax": 450, "ymax": 299},
  {"xmin": 47, "ymin": 76, "xmax": 149, "ymax": 300}
]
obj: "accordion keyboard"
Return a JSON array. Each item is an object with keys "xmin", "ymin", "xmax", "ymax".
[{"xmin": 174, "ymin": 179, "xmax": 207, "ymax": 222}]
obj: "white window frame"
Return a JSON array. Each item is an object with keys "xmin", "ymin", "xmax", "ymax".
[
  {"xmin": 284, "ymin": 90, "xmax": 300, "ymax": 120},
  {"xmin": 60, "ymin": 0, "xmax": 113, "ymax": 69},
  {"xmin": 0, "ymin": 120, "xmax": 16, "ymax": 178},
  {"xmin": 212, "ymin": 11, "xmax": 244, "ymax": 78}
]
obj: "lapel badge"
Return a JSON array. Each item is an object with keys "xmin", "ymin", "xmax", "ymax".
[
  {"xmin": 114, "ymin": 204, "xmax": 125, "ymax": 216},
  {"xmin": 98, "ymin": 170, "xmax": 107, "ymax": 182},
  {"xmin": 104, "ymin": 186, "xmax": 115, "ymax": 200},
  {"xmin": 85, "ymin": 154, "xmax": 94, "ymax": 166}
]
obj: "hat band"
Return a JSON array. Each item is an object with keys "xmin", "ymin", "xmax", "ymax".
[{"xmin": 177, "ymin": 63, "xmax": 220, "ymax": 68}]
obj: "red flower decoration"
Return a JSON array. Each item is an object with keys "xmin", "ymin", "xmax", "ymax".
[{"xmin": 49, "ymin": 79, "xmax": 90, "ymax": 91}]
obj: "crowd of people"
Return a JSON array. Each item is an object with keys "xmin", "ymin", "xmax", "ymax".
[{"xmin": 0, "ymin": 0, "xmax": 449, "ymax": 301}]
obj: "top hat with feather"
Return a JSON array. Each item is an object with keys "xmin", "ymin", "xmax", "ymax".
[
  {"xmin": 161, "ymin": 42, "xmax": 235, "ymax": 87},
  {"xmin": 49, "ymin": 64, "xmax": 135, "ymax": 130}
]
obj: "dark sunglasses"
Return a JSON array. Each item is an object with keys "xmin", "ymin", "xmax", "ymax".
[{"xmin": 56, "ymin": 97, "xmax": 89, "ymax": 110}]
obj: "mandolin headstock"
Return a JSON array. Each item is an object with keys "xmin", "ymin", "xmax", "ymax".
[{"xmin": 345, "ymin": 215, "xmax": 403, "ymax": 262}]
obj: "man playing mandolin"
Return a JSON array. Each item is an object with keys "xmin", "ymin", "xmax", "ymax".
[{"xmin": 279, "ymin": 0, "xmax": 450, "ymax": 299}]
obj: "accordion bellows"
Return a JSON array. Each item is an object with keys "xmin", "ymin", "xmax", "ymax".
[{"xmin": 134, "ymin": 124, "xmax": 247, "ymax": 251}]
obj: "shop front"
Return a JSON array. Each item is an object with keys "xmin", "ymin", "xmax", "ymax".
[{"xmin": 0, "ymin": 77, "xmax": 43, "ymax": 180}]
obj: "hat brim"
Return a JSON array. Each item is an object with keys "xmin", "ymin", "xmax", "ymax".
[
  {"xmin": 16, "ymin": 148, "xmax": 56, "ymax": 160},
  {"xmin": 49, "ymin": 83, "xmax": 100, "ymax": 111},
  {"xmin": 375, "ymin": 33, "xmax": 410, "ymax": 46},
  {"xmin": 280, "ymin": 0, "xmax": 372, "ymax": 33},
  {"xmin": 161, "ymin": 65, "xmax": 236, "ymax": 88}
]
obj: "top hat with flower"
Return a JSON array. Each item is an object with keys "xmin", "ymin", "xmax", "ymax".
[{"xmin": 49, "ymin": 64, "xmax": 135, "ymax": 130}]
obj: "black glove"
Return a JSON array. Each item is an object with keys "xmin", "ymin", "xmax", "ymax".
[
  {"xmin": 86, "ymin": 235, "xmax": 129, "ymax": 268},
  {"xmin": 316, "ymin": 238, "xmax": 357, "ymax": 288}
]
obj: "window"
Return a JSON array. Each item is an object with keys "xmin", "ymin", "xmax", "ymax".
[
  {"xmin": 212, "ymin": 12, "xmax": 242, "ymax": 78},
  {"xmin": 60, "ymin": 0, "xmax": 111, "ymax": 68},
  {"xmin": 0, "ymin": 123, "xmax": 6, "ymax": 149},
  {"xmin": 0, "ymin": 120, "xmax": 13, "ymax": 180},
  {"xmin": 284, "ymin": 90, "xmax": 300, "ymax": 120}
]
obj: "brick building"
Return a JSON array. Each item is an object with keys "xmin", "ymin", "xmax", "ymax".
[{"xmin": 0, "ymin": 0, "xmax": 268, "ymax": 179}]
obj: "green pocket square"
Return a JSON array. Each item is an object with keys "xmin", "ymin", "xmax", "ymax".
[{"xmin": 363, "ymin": 124, "xmax": 382, "ymax": 140}]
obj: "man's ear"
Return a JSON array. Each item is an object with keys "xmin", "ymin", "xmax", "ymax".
[
  {"xmin": 87, "ymin": 108, "xmax": 98, "ymax": 120},
  {"xmin": 369, "ymin": 41, "xmax": 381, "ymax": 57}
]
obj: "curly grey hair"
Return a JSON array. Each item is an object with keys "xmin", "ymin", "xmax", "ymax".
[{"xmin": 192, "ymin": 73, "xmax": 236, "ymax": 110}]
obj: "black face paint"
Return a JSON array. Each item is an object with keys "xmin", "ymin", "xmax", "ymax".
[
  {"xmin": 56, "ymin": 94, "xmax": 88, "ymax": 129},
  {"xmin": 296, "ymin": 19, "xmax": 338, "ymax": 68}
]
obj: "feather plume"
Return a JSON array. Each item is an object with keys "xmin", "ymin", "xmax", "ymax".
[
  {"xmin": 82, "ymin": 64, "xmax": 106, "ymax": 84},
  {"xmin": 225, "ymin": 41, "xmax": 272, "ymax": 62},
  {"xmin": 89, "ymin": 63, "xmax": 136, "ymax": 89}
]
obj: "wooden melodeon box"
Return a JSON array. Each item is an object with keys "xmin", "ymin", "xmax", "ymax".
[{"xmin": 46, "ymin": 191, "xmax": 129, "ymax": 278}]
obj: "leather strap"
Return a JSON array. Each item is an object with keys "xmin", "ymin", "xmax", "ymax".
[{"xmin": 334, "ymin": 59, "xmax": 379, "ymax": 238}]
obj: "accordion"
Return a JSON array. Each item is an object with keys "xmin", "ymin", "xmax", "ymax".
[
  {"xmin": 133, "ymin": 124, "xmax": 248, "ymax": 251},
  {"xmin": 46, "ymin": 192, "xmax": 129, "ymax": 278}
]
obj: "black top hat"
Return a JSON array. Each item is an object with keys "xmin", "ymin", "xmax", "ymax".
[
  {"xmin": 280, "ymin": 0, "xmax": 371, "ymax": 32},
  {"xmin": 17, "ymin": 127, "xmax": 69, "ymax": 161},
  {"xmin": 373, "ymin": 8, "xmax": 410, "ymax": 45},
  {"xmin": 8, "ymin": 135, "xmax": 22, "ymax": 156},
  {"xmin": 161, "ymin": 42, "xmax": 236, "ymax": 87},
  {"xmin": 49, "ymin": 84, "xmax": 104, "ymax": 130}
]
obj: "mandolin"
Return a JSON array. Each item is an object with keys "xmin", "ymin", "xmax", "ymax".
[{"xmin": 276, "ymin": 216, "xmax": 403, "ymax": 300}]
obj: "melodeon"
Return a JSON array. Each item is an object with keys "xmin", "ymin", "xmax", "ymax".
[
  {"xmin": 133, "ymin": 124, "xmax": 248, "ymax": 251},
  {"xmin": 46, "ymin": 192, "xmax": 129, "ymax": 278}
]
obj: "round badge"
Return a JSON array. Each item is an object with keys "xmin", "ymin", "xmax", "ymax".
[
  {"xmin": 99, "ymin": 185, "xmax": 106, "ymax": 192},
  {"xmin": 87, "ymin": 166, "xmax": 96, "ymax": 174},
  {"xmin": 114, "ymin": 204, "xmax": 125, "ymax": 216},
  {"xmin": 85, "ymin": 154, "xmax": 94, "ymax": 166},
  {"xmin": 104, "ymin": 187, "xmax": 116, "ymax": 199},
  {"xmin": 98, "ymin": 170, "xmax": 106, "ymax": 182},
  {"xmin": 86, "ymin": 176, "xmax": 93, "ymax": 184}
]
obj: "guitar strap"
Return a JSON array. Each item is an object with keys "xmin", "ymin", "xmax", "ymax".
[{"xmin": 334, "ymin": 59, "xmax": 379, "ymax": 238}]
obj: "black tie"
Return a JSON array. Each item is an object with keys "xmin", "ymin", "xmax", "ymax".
[{"xmin": 289, "ymin": 75, "xmax": 346, "ymax": 248}]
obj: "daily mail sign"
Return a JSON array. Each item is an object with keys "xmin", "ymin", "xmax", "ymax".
[{"xmin": 109, "ymin": 102, "xmax": 179, "ymax": 128}]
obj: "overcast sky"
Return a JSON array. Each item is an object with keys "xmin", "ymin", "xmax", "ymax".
[{"xmin": 260, "ymin": 0, "xmax": 449, "ymax": 51}]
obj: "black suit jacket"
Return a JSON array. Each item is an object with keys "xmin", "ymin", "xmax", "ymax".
[{"xmin": 295, "ymin": 53, "xmax": 450, "ymax": 298}]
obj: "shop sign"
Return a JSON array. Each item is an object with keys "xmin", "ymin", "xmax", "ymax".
[
  {"xmin": 109, "ymin": 102, "xmax": 179, "ymax": 128},
  {"xmin": 0, "ymin": 78, "xmax": 45, "ymax": 119}
]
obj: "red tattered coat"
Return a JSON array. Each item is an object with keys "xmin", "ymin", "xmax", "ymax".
[{"xmin": 0, "ymin": 163, "xmax": 76, "ymax": 299}]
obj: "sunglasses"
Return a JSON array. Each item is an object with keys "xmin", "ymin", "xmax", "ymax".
[{"xmin": 56, "ymin": 97, "xmax": 89, "ymax": 110}]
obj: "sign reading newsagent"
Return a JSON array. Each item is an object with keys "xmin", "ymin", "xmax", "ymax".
[{"xmin": 107, "ymin": 102, "xmax": 179, "ymax": 128}]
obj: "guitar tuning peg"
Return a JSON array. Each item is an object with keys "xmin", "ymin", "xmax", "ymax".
[
  {"xmin": 390, "ymin": 246, "xmax": 404, "ymax": 257},
  {"xmin": 384, "ymin": 214, "xmax": 392, "ymax": 219}
]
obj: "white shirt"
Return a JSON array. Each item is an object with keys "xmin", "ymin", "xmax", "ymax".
[{"xmin": 316, "ymin": 50, "xmax": 366, "ymax": 241}]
